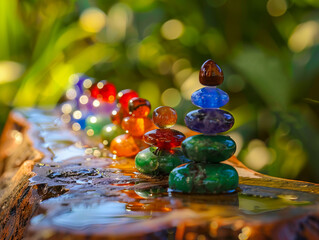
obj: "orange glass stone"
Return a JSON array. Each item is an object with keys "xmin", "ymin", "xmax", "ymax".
[
  {"xmin": 117, "ymin": 89, "xmax": 139, "ymax": 112},
  {"xmin": 152, "ymin": 106, "xmax": 177, "ymax": 128},
  {"xmin": 129, "ymin": 97, "xmax": 151, "ymax": 117},
  {"xmin": 121, "ymin": 117, "xmax": 155, "ymax": 137},
  {"xmin": 143, "ymin": 129, "xmax": 186, "ymax": 149},
  {"xmin": 199, "ymin": 59, "xmax": 224, "ymax": 86},
  {"xmin": 110, "ymin": 134, "xmax": 140, "ymax": 157}
]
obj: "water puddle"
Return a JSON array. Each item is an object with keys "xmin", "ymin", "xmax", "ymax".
[
  {"xmin": 30, "ymin": 185, "xmax": 315, "ymax": 232},
  {"xmin": 51, "ymin": 145, "xmax": 85, "ymax": 162},
  {"xmin": 51, "ymin": 202, "xmax": 143, "ymax": 230}
]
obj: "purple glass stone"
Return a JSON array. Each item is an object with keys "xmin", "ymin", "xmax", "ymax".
[
  {"xmin": 184, "ymin": 109, "xmax": 234, "ymax": 134},
  {"xmin": 191, "ymin": 87, "xmax": 229, "ymax": 108}
]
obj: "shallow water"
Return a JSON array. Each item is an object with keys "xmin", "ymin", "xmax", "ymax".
[{"xmin": 22, "ymin": 108, "xmax": 318, "ymax": 235}]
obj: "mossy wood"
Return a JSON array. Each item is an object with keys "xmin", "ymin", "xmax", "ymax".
[{"xmin": 1, "ymin": 109, "xmax": 319, "ymax": 240}]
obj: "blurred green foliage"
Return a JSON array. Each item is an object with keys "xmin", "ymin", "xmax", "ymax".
[{"xmin": 0, "ymin": 0, "xmax": 318, "ymax": 181}]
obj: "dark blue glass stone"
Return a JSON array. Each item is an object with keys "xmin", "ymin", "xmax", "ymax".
[
  {"xmin": 191, "ymin": 87, "xmax": 229, "ymax": 108},
  {"xmin": 185, "ymin": 109, "xmax": 234, "ymax": 134}
]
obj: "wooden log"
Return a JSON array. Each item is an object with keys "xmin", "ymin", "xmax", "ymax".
[{"xmin": 1, "ymin": 108, "xmax": 319, "ymax": 240}]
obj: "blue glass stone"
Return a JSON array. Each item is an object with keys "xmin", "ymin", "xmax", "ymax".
[
  {"xmin": 185, "ymin": 109, "xmax": 234, "ymax": 134},
  {"xmin": 72, "ymin": 113, "xmax": 92, "ymax": 130},
  {"xmin": 74, "ymin": 74, "xmax": 89, "ymax": 94},
  {"xmin": 191, "ymin": 87, "xmax": 229, "ymax": 108},
  {"xmin": 73, "ymin": 117, "xmax": 87, "ymax": 130}
]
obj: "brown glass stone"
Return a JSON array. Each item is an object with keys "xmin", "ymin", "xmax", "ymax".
[
  {"xmin": 129, "ymin": 98, "xmax": 151, "ymax": 117},
  {"xmin": 111, "ymin": 107, "xmax": 129, "ymax": 125},
  {"xmin": 199, "ymin": 59, "xmax": 224, "ymax": 86}
]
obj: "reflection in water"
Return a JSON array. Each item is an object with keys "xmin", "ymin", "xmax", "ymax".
[
  {"xmin": 121, "ymin": 189, "xmax": 174, "ymax": 213},
  {"xmin": 239, "ymin": 193, "xmax": 311, "ymax": 214},
  {"xmin": 51, "ymin": 202, "xmax": 139, "ymax": 229}
]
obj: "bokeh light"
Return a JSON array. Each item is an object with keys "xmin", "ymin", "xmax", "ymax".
[
  {"xmin": 266, "ymin": 0, "xmax": 287, "ymax": 17},
  {"xmin": 161, "ymin": 88, "xmax": 182, "ymax": 107},
  {"xmin": 0, "ymin": 61, "xmax": 24, "ymax": 84},
  {"xmin": 61, "ymin": 103, "xmax": 72, "ymax": 114},
  {"xmin": 288, "ymin": 21, "xmax": 319, "ymax": 52},
  {"xmin": 181, "ymin": 71, "xmax": 202, "ymax": 99},
  {"xmin": 79, "ymin": 8, "xmax": 107, "ymax": 33},
  {"xmin": 73, "ymin": 110, "xmax": 82, "ymax": 119},
  {"xmin": 244, "ymin": 139, "xmax": 274, "ymax": 171},
  {"xmin": 161, "ymin": 19, "xmax": 184, "ymax": 40}
]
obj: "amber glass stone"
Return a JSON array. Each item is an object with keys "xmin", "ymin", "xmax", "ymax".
[
  {"xmin": 129, "ymin": 97, "xmax": 151, "ymax": 117},
  {"xmin": 111, "ymin": 107, "xmax": 129, "ymax": 125},
  {"xmin": 152, "ymin": 106, "xmax": 177, "ymax": 129},
  {"xmin": 199, "ymin": 59, "xmax": 224, "ymax": 86},
  {"xmin": 121, "ymin": 117, "xmax": 155, "ymax": 137},
  {"xmin": 110, "ymin": 134, "xmax": 140, "ymax": 157},
  {"xmin": 143, "ymin": 129, "xmax": 186, "ymax": 149},
  {"xmin": 117, "ymin": 89, "xmax": 139, "ymax": 112}
]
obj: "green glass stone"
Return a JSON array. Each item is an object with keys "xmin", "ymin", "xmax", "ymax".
[
  {"xmin": 85, "ymin": 115, "xmax": 111, "ymax": 136},
  {"xmin": 169, "ymin": 163, "xmax": 238, "ymax": 194},
  {"xmin": 135, "ymin": 147, "xmax": 188, "ymax": 176},
  {"xmin": 101, "ymin": 123, "xmax": 125, "ymax": 145},
  {"xmin": 182, "ymin": 134, "xmax": 236, "ymax": 163}
]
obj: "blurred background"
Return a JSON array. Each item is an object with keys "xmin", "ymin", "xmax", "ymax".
[{"xmin": 0, "ymin": 0, "xmax": 318, "ymax": 182}]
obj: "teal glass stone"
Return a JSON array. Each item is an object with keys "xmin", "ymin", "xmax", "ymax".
[
  {"xmin": 85, "ymin": 115, "xmax": 111, "ymax": 136},
  {"xmin": 135, "ymin": 147, "xmax": 188, "ymax": 176},
  {"xmin": 182, "ymin": 135, "xmax": 236, "ymax": 163},
  {"xmin": 101, "ymin": 123, "xmax": 125, "ymax": 145},
  {"xmin": 191, "ymin": 87, "xmax": 229, "ymax": 108},
  {"xmin": 169, "ymin": 163, "xmax": 239, "ymax": 194}
]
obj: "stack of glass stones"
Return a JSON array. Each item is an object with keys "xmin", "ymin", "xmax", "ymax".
[
  {"xmin": 169, "ymin": 59, "xmax": 239, "ymax": 194},
  {"xmin": 135, "ymin": 106, "xmax": 188, "ymax": 176}
]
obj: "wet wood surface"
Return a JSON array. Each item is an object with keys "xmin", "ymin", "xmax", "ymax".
[{"xmin": 1, "ymin": 108, "xmax": 319, "ymax": 240}]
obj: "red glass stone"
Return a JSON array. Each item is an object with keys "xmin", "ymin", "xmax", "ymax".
[
  {"xmin": 129, "ymin": 97, "xmax": 151, "ymax": 117},
  {"xmin": 121, "ymin": 117, "xmax": 155, "ymax": 137},
  {"xmin": 199, "ymin": 59, "xmax": 224, "ymax": 86},
  {"xmin": 143, "ymin": 129, "xmax": 186, "ymax": 149},
  {"xmin": 90, "ymin": 81, "xmax": 117, "ymax": 103},
  {"xmin": 117, "ymin": 89, "xmax": 139, "ymax": 112},
  {"xmin": 153, "ymin": 106, "xmax": 178, "ymax": 128}
]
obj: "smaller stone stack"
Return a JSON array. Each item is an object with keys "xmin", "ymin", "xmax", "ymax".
[
  {"xmin": 101, "ymin": 89, "xmax": 138, "ymax": 146},
  {"xmin": 169, "ymin": 59, "xmax": 239, "ymax": 194},
  {"xmin": 135, "ymin": 106, "xmax": 187, "ymax": 176},
  {"xmin": 110, "ymin": 97, "xmax": 155, "ymax": 157}
]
